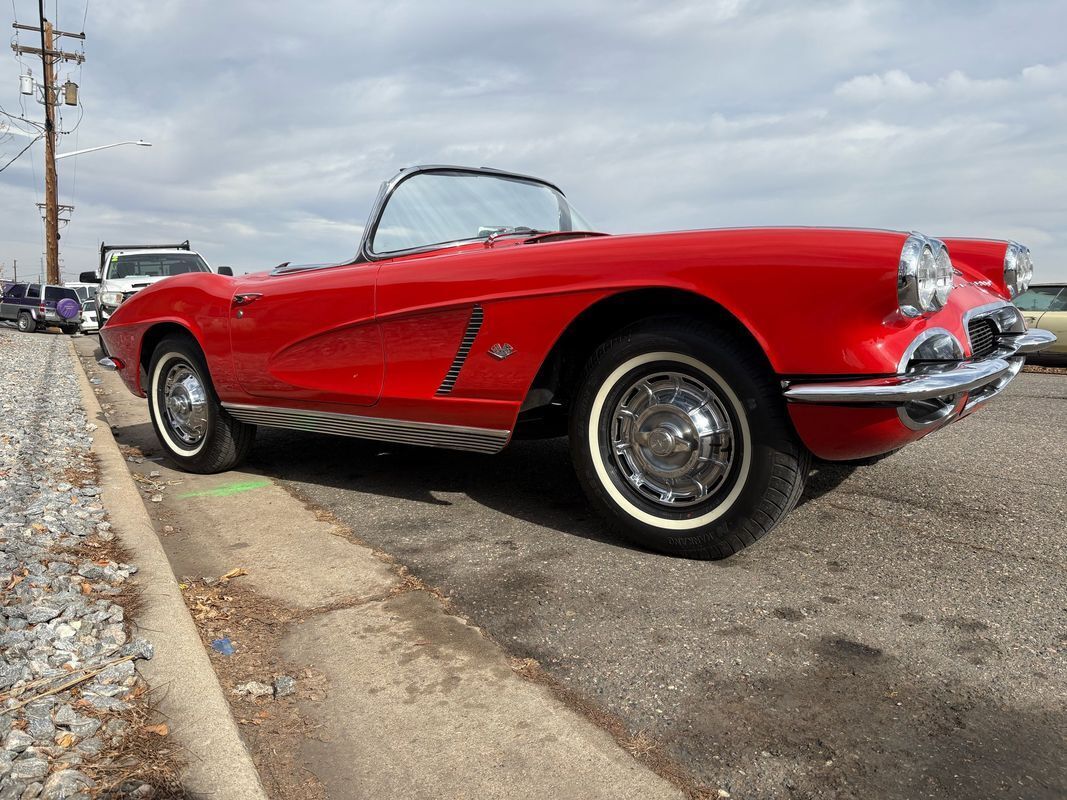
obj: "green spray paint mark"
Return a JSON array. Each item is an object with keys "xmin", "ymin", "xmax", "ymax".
[{"xmin": 178, "ymin": 479, "xmax": 271, "ymax": 499}]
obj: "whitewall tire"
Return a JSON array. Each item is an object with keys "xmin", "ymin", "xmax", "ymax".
[
  {"xmin": 570, "ymin": 318, "xmax": 809, "ymax": 559},
  {"xmin": 147, "ymin": 335, "xmax": 255, "ymax": 473}
]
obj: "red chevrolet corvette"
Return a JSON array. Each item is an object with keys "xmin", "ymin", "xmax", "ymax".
[{"xmin": 98, "ymin": 165, "xmax": 1056, "ymax": 558}]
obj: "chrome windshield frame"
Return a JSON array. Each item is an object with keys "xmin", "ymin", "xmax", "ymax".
[{"xmin": 355, "ymin": 165, "xmax": 571, "ymax": 263}]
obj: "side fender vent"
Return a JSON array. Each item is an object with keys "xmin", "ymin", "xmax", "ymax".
[{"xmin": 436, "ymin": 304, "xmax": 484, "ymax": 395}]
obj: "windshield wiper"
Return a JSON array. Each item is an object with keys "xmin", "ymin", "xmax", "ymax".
[{"xmin": 482, "ymin": 226, "xmax": 552, "ymax": 247}]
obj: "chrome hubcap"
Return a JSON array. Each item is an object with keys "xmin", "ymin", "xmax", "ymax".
[
  {"xmin": 162, "ymin": 362, "xmax": 207, "ymax": 446},
  {"xmin": 610, "ymin": 370, "xmax": 735, "ymax": 507}
]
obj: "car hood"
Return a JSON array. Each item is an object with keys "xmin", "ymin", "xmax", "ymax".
[{"xmin": 102, "ymin": 275, "xmax": 182, "ymax": 292}]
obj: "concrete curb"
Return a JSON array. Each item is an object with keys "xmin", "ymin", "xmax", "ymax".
[{"xmin": 70, "ymin": 340, "xmax": 268, "ymax": 800}]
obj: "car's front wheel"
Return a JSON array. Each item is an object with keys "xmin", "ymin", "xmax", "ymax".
[
  {"xmin": 16, "ymin": 312, "xmax": 36, "ymax": 333},
  {"xmin": 569, "ymin": 319, "xmax": 810, "ymax": 559},
  {"xmin": 147, "ymin": 335, "xmax": 255, "ymax": 473}
]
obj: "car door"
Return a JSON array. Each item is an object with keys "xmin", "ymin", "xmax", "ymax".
[
  {"xmin": 24, "ymin": 284, "xmax": 41, "ymax": 318},
  {"xmin": 1034, "ymin": 289, "xmax": 1067, "ymax": 356},
  {"xmin": 0, "ymin": 283, "xmax": 25, "ymax": 320},
  {"xmin": 228, "ymin": 261, "xmax": 383, "ymax": 406}
]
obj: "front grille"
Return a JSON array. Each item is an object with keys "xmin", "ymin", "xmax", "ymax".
[{"xmin": 968, "ymin": 318, "xmax": 998, "ymax": 359}]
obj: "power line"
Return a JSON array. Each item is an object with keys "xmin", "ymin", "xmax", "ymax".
[{"xmin": 0, "ymin": 133, "xmax": 41, "ymax": 172}]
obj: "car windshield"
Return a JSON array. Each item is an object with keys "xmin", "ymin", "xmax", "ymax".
[
  {"xmin": 371, "ymin": 171, "xmax": 592, "ymax": 255},
  {"xmin": 107, "ymin": 253, "xmax": 208, "ymax": 280},
  {"xmin": 1014, "ymin": 286, "xmax": 1066, "ymax": 312}
]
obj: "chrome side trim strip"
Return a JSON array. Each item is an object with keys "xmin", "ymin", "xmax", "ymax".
[
  {"xmin": 436, "ymin": 304, "xmax": 484, "ymax": 395},
  {"xmin": 222, "ymin": 403, "xmax": 510, "ymax": 454}
]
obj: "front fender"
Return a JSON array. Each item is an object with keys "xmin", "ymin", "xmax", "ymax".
[{"xmin": 100, "ymin": 273, "xmax": 237, "ymax": 398}]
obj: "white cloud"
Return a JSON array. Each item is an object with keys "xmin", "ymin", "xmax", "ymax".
[{"xmin": 835, "ymin": 69, "xmax": 935, "ymax": 102}]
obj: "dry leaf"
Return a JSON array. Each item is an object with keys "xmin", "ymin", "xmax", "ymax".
[
  {"xmin": 145, "ymin": 724, "xmax": 169, "ymax": 737},
  {"xmin": 219, "ymin": 568, "xmax": 248, "ymax": 582},
  {"xmin": 57, "ymin": 733, "xmax": 75, "ymax": 748},
  {"xmin": 80, "ymin": 582, "xmax": 93, "ymax": 595}
]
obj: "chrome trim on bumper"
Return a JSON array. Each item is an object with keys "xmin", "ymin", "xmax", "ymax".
[
  {"xmin": 221, "ymin": 402, "xmax": 510, "ymax": 454},
  {"xmin": 1004, "ymin": 328, "xmax": 1057, "ymax": 354},
  {"xmin": 784, "ymin": 322, "xmax": 1056, "ymax": 407},
  {"xmin": 963, "ymin": 356, "xmax": 1025, "ymax": 414},
  {"xmin": 783, "ymin": 358, "xmax": 1014, "ymax": 404}
]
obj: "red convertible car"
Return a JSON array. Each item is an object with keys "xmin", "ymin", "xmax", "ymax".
[{"xmin": 98, "ymin": 165, "xmax": 1056, "ymax": 559}]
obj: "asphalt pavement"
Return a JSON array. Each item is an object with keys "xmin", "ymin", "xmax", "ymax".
[{"xmin": 250, "ymin": 373, "xmax": 1067, "ymax": 800}]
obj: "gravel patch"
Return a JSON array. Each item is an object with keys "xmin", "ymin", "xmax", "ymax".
[{"xmin": 0, "ymin": 331, "xmax": 166, "ymax": 798}]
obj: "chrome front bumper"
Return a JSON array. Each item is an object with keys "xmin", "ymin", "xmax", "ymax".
[{"xmin": 783, "ymin": 328, "xmax": 1056, "ymax": 405}]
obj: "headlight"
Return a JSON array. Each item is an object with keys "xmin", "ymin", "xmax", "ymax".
[
  {"xmin": 1004, "ymin": 242, "xmax": 1033, "ymax": 297},
  {"xmin": 898, "ymin": 233, "xmax": 953, "ymax": 316},
  {"xmin": 99, "ymin": 291, "xmax": 123, "ymax": 306},
  {"xmin": 933, "ymin": 244, "xmax": 953, "ymax": 306}
]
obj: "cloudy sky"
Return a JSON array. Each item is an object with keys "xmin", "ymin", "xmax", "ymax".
[{"xmin": 2, "ymin": 0, "xmax": 1066, "ymax": 282}]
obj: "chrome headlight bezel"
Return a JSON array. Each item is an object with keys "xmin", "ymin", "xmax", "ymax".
[
  {"xmin": 898, "ymin": 233, "xmax": 954, "ymax": 316},
  {"xmin": 1004, "ymin": 242, "xmax": 1033, "ymax": 298}
]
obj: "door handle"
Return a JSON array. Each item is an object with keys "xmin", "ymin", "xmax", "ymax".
[{"xmin": 232, "ymin": 293, "xmax": 262, "ymax": 307}]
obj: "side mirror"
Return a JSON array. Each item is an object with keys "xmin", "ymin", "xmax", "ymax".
[
  {"xmin": 79, "ymin": 271, "xmax": 100, "ymax": 283},
  {"xmin": 217, "ymin": 266, "xmax": 233, "ymax": 276}
]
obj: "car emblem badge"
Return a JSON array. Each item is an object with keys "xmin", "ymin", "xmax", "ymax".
[{"xmin": 488, "ymin": 343, "xmax": 515, "ymax": 360}]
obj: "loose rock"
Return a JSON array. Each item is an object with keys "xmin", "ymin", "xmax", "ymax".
[{"xmin": 0, "ymin": 331, "xmax": 158, "ymax": 797}]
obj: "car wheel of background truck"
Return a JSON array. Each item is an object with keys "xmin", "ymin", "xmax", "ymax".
[
  {"xmin": 16, "ymin": 312, "xmax": 36, "ymax": 333},
  {"xmin": 147, "ymin": 334, "xmax": 255, "ymax": 473},
  {"xmin": 569, "ymin": 317, "xmax": 810, "ymax": 560}
]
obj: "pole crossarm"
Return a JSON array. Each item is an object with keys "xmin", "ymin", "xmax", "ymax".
[
  {"xmin": 10, "ymin": 43, "xmax": 85, "ymax": 63},
  {"xmin": 12, "ymin": 22, "xmax": 84, "ymax": 39}
]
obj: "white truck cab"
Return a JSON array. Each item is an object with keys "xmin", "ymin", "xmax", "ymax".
[{"xmin": 79, "ymin": 241, "xmax": 231, "ymax": 327}]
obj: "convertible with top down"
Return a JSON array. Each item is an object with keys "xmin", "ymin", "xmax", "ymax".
[{"xmin": 97, "ymin": 165, "xmax": 1057, "ymax": 559}]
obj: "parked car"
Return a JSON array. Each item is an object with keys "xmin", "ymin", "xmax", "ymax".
[
  {"xmin": 97, "ymin": 165, "xmax": 1056, "ymax": 559},
  {"xmin": 78, "ymin": 241, "xmax": 231, "ymax": 330},
  {"xmin": 1013, "ymin": 283, "xmax": 1067, "ymax": 363},
  {"xmin": 0, "ymin": 281, "xmax": 82, "ymax": 333},
  {"xmin": 66, "ymin": 282, "xmax": 100, "ymax": 332}
]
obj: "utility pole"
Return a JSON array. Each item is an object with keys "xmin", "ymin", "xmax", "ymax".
[
  {"xmin": 11, "ymin": 5, "xmax": 85, "ymax": 286},
  {"xmin": 40, "ymin": 18, "xmax": 57, "ymax": 285}
]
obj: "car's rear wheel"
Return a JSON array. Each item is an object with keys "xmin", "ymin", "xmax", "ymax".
[
  {"xmin": 60, "ymin": 325, "xmax": 78, "ymax": 335},
  {"xmin": 147, "ymin": 335, "xmax": 255, "ymax": 473},
  {"xmin": 569, "ymin": 318, "xmax": 810, "ymax": 559},
  {"xmin": 16, "ymin": 312, "xmax": 36, "ymax": 333}
]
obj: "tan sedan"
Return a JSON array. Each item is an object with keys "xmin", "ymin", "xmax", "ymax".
[{"xmin": 1015, "ymin": 283, "xmax": 1067, "ymax": 361}]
